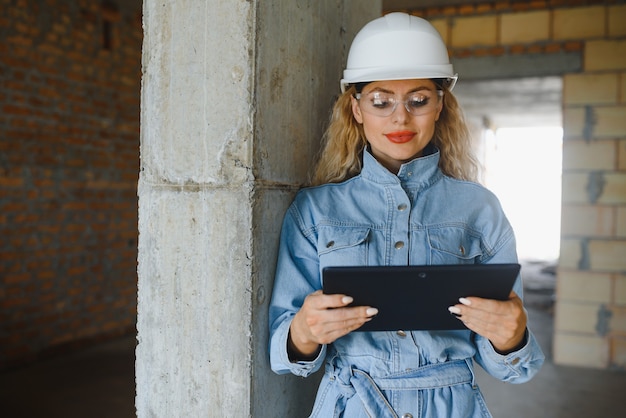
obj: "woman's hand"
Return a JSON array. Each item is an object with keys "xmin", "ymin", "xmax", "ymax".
[
  {"xmin": 288, "ymin": 290, "xmax": 378, "ymax": 359},
  {"xmin": 448, "ymin": 291, "xmax": 527, "ymax": 354}
]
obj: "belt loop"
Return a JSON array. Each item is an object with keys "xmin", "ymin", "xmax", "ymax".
[{"xmin": 464, "ymin": 358, "xmax": 476, "ymax": 388}]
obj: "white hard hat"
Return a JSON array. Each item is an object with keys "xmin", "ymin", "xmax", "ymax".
[{"xmin": 340, "ymin": 13, "xmax": 457, "ymax": 92}]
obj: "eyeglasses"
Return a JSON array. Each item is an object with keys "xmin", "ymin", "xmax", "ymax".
[{"xmin": 355, "ymin": 89, "xmax": 444, "ymax": 117}]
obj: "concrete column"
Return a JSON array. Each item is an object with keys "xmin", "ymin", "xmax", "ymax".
[{"xmin": 137, "ymin": 1, "xmax": 380, "ymax": 417}]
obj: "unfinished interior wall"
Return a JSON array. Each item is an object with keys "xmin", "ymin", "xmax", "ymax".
[
  {"xmin": 137, "ymin": 1, "xmax": 380, "ymax": 416},
  {"xmin": 558, "ymin": 11, "xmax": 626, "ymax": 367},
  {"xmin": 388, "ymin": 1, "xmax": 626, "ymax": 369},
  {"xmin": 0, "ymin": 0, "xmax": 142, "ymax": 369}
]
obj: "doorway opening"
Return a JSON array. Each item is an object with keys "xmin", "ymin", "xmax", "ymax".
[{"xmin": 482, "ymin": 126, "xmax": 563, "ymax": 262}]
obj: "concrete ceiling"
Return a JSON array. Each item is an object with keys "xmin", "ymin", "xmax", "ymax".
[{"xmin": 453, "ymin": 77, "xmax": 563, "ymax": 129}]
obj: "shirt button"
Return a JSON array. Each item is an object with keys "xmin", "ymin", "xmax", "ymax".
[
  {"xmin": 511, "ymin": 357, "xmax": 521, "ymax": 365},
  {"xmin": 394, "ymin": 241, "xmax": 404, "ymax": 249},
  {"xmin": 402, "ymin": 414, "xmax": 413, "ymax": 418},
  {"xmin": 397, "ymin": 203, "xmax": 407, "ymax": 211},
  {"xmin": 326, "ymin": 241, "xmax": 334, "ymax": 248},
  {"xmin": 396, "ymin": 330, "xmax": 407, "ymax": 337}
]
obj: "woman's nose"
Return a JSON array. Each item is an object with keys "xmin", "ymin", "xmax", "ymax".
[{"xmin": 391, "ymin": 101, "xmax": 411, "ymax": 122}]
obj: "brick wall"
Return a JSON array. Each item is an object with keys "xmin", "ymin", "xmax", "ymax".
[
  {"xmin": 559, "ymin": 23, "xmax": 626, "ymax": 368},
  {"xmin": 390, "ymin": 1, "xmax": 626, "ymax": 369},
  {"xmin": 0, "ymin": 0, "xmax": 142, "ymax": 369}
]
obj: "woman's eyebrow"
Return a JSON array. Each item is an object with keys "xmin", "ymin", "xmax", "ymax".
[
  {"xmin": 366, "ymin": 87, "xmax": 394, "ymax": 94},
  {"xmin": 406, "ymin": 86, "xmax": 433, "ymax": 94},
  {"xmin": 367, "ymin": 86, "xmax": 433, "ymax": 95}
]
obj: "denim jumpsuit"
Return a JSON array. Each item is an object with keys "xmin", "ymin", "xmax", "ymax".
[{"xmin": 269, "ymin": 146, "xmax": 545, "ymax": 418}]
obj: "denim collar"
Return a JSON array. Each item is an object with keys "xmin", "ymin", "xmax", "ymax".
[{"xmin": 360, "ymin": 144, "xmax": 443, "ymax": 189}]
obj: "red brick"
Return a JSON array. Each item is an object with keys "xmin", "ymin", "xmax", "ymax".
[
  {"xmin": 2, "ymin": 104, "xmax": 31, "ymax": 115},
  {"xmin": 512, "ymin": 2, "xmax": 531, "ymax": 11},
  {"xmin": 510, "ymin": 44, "xmax": 526, "ymax": 54},
  {"xmin": 1, "ymin": 295, "xmax": 31, "ymax": 309},
  {"xmin": 37, "ymin": 271, "xmax": 56, "ymax": 281},
  {"xmin": 0, "ymin": 177, "xmax": 24, "ymax": 187},
  {"xmin": 459, "ymin": 5, "xmax": 476, "ymax": 15},
  {"xmin": 530, "ymin": 1, "xmax": 548, "ymax": 9},
  {"xmin": 545, "ymin": 42, "xmax": 563, "ymax": 53},
  {"xmin": 6, "ymin": 34, "xmax": 32, "ymax": 46},
  {"xmin": 442, "ymin": 7, "xmax": 457, "ymax": 16},
  {"xmin": 494, "ymin": 2, "xmax": 513, "ymax": 12},
  {"xmin": 67, "ymin": 266, "xmax": 87, "ymax": 276},
  {"xmin": 472, "ymin": 47, "xmax": 490, "ymax": 57},
  {"xmin": 564, "ymin": 41, "xmax": 583, "ymax": 52},
  {"xmin": 475, "ymin": 4, "xmax": 494, "ymax": 14}
]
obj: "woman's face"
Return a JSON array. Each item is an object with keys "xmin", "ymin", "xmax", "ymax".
[{"xmin": 351, "ymin": 79, "xmax": 443, "ymax": 174}]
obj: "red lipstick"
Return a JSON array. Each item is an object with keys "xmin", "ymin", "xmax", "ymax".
[{"xmin": 384, "ymin": 130, "xmax": 415, "ymax": 144}]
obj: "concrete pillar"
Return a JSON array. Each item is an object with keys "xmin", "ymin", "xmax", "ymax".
[{"xmin": 136, "ymin": 1, "xmax": 380, "ymax": 417}]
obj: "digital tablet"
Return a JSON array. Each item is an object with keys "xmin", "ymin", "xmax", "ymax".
[{"xmin": 322, "ymin": 263, "xmax": 520, "ymax": 331}]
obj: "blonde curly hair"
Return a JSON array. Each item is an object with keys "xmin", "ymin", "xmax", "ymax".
[{"xmin": 310, "ymin": 83, "xmax": 480, "ymax": 186}]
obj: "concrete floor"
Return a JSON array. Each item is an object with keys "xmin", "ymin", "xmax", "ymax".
[
  {"xmin": 0, "ymin": 336, "xmax": 136, "ymax": 418},
  {"xmin": 1, "ymin": 261, "xmax": 625, "ymax": 417}
]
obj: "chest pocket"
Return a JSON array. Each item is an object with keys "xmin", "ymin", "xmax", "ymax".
[
  {"xmin": 317, "ymin": 226, "xmax": 370, "ymax": 268},
  {"xmin": 428, "ymin": 227, "xmax": 483, "ymax": 264}
]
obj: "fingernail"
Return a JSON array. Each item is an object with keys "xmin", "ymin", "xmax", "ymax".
[
  {"xmin": 366, "ymin": 308, "xmax": 378, "ymax": 316},
  {"xmin": 342, "ymin": 296, "xmax": 353, "ymax": 304},
  {"xmin": 448, "ymin": 306, "xmax": 461, "ymax": 315},
  {"xmin": 459, "ymin": 297, "xmax": 471, "ymax": 306}
]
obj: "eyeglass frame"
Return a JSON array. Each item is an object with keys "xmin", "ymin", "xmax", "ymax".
[{"xmin": 354, "ymin": 88, "xmax": 444, "ymax": 117}]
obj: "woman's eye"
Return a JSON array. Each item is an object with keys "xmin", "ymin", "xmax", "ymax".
[
  {"xmin": 371, "ymin": 98, "xmax": 392, "ymax": 108},
  {"xmin": 408, "ymin": 96, "xmax": 428, "ymax": 108}
]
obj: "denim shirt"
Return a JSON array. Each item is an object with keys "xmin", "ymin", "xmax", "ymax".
[{"xmin": 269, "ymin": 147, "xmax": 544, "ymax": 417}]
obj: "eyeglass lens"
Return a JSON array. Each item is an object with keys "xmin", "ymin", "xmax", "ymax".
[{"xmin": 357, "ymin": 90, "xmax": 442, "ymax": 117}]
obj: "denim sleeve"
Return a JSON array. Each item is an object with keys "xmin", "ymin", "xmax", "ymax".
[
  {"xmin": 268, "ymin": 203, "xmax": 326, "ymax": 377},
  {"xmin": 474, "ymin": 221, "xmax": 545, "ymax": 383},
  {"xmin": 474, "ymin": 328, "xmax": 545, "ymax": 383}
]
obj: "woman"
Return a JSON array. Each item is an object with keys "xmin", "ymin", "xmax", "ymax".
[{"xmin": 269, "ymin": 12, "xmax": 544, "ymax": 418}]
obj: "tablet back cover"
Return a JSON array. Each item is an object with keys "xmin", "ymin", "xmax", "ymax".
[{"xmin": 322, "ymin": 264, "xmax": 520, "ymax": 331}]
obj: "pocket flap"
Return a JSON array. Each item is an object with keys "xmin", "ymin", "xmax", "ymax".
[
  {"xmin": 428, "ymin": 227, "xmax": 482, "ymax": 259},
  {"xmin": 318, "ymin": 227, "xmax": 370, "ymax": 256}
]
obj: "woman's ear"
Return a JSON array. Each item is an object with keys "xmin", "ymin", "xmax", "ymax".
[{"xmin": 351, "ymin": 96, "xmax": 364, "ymax": 124}]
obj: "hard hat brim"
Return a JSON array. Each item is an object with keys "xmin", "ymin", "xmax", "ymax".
[{"xmin": 340, "ymin": 72, "xmax": 458, "ymax": 92}]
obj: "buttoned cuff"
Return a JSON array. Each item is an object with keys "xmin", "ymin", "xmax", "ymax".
[
  {"xmin": 271, "ymin": 317, "xmax": 326, "ymax": 377},
  {"xmin": 478, "ymin": 328, "xmax": 534, "ymax": 372}
]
